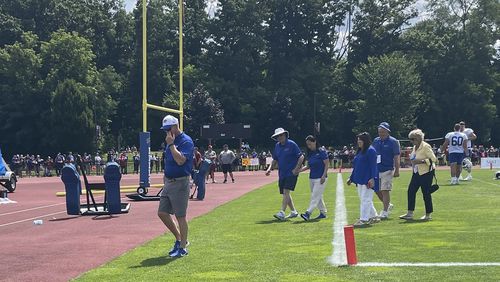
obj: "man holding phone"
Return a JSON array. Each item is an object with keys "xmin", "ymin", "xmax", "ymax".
[{"xmin": 157, "ymin": 115, "xmax": 194, "ymax": 258}]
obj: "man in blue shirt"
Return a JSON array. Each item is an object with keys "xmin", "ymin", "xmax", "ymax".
[
  {"xmin": 372, "ymin": 122, "xmax": 400, "ymax": 220},
  {"xmin": 157, "ymin": 115, "xmax": 194, "ymax": 258},
  {"xmin": 266, "ymin": 128, "xmax": 304, "ymax": 220}
]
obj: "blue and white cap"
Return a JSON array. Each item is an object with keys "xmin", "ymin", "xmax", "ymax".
[
  {"xmin": 160, "ymin": 115, "xmax": 179, "ymax": 130},
  {"xmin": 378, "ymin": 122, "xmax": 391, "ymax": 132}
]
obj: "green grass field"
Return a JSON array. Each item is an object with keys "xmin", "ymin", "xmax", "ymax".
[{"xmin": 76, "ymin": 170, "xmax": 500, "ymax": 281}]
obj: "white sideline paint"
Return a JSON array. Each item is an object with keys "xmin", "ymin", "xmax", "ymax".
[
  {"xmin": 357, "ymin": 262, "xmax": 500, "ymax": 267},
  {"xmin": 0, "ymin": 202, "xmax": 64, "ymax": 216},
  {"xmin": 0, "ymin": 211, "xmax": 66, "ymax": 227},
  {"xmin": 329, "ymin": 173, "xmax": 348, "ymax": 266}
]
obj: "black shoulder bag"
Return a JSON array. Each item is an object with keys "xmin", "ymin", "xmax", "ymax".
[{"xmin": 429, "ymin": 160, "xmax": 439, "ymax": 193}]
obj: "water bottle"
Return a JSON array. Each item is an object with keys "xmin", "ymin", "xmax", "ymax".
[{"xmin": 33, "ymin": 219, "xmax": 43, "ymax": 225}]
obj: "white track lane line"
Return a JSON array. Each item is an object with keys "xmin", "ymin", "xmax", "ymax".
[
  {"xmin": 329, "ymin": 173, "xmax": 348, "ymax": 266},
  {"xmin": 0, "ymin": 203, "xmax": 65, "ymax": 217},
  {"xmin": 0, "ymin": 194, "xmax": 120, "ymax": 228},
  {"xmin": 0, "ymin": 211, "xmax": 68, "ymax": 228},
  {"xmin": 357, "ymin": 262, "xmax": 500, "ymax": 267}
]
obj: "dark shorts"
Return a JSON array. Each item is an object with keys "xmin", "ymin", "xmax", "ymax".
[
  {"xmin": 449, "ymin": 153, "xmax": 464, "ymax": 164},
  {"xmin": 221, "ymin": 164, "xmax": 232, "ymax": 174},
  {"xmin": 278, "ymin": 175, "xmax": 298, "ymax": 194},
  {"xmin": 209, "ymin": 163, "xmax": 216, "ymax": 173}
]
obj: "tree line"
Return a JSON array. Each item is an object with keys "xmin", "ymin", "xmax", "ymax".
[{"xmin": 0, "ymin": 0, "xmax": 498, "ymax": 157}]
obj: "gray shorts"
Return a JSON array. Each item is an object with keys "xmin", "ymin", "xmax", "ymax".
[{"xmin": 158, "ymin": 176, "xmax": 190, "ymax": 217}]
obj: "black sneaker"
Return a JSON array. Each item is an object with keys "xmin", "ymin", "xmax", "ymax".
[
  {"xmin": 232, "ymin": 179, "xmax": 235, "ymax": 183},
  {"xmin": 223, "ymin": 179, "xmax": 227, "ymax": 184}
]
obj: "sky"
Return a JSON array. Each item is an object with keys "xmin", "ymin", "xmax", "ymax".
[{"xmin": 124, "ymin": 0, "xmax": 135, "ymax": 12}]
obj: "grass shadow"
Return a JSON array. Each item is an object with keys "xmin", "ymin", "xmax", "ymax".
[
  {"xmin": 399, "ymin": 219, "xmax": 430, "ymax": 224},
  {"xmin": 292, "ymin": 219, "xmax": 321, "ymax": 224},
  {"xmin": 255, "ymin": 219, "xmax": 289, "ymax": 224},
  {"xmin": 129, "ymin": 256, "xmax": 180, "ymax": 268}
]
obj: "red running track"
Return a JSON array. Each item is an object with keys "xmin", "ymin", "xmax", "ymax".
[{"xmin": 0, "ymin": 171, "xmax": 275, "ymax": 282}]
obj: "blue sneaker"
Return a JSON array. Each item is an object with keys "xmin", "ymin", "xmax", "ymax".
[
  {"xmin": 168, "ymin": 240, "xmax": 181, "ymax": 256},
  {"xmin": 170, "ymin": 248, "xmax": 188, "ymax": 258},
  {"xmin": 315, "ymin": 213, "xmax": 327, "ymax": 220},
  {"xmin": 300, "ymin": 211, "xmax": 311, "ymax": 221}
]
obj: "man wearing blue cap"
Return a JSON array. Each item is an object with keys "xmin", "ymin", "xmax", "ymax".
[
  {"xmin": 372, "ymin": 122, "xmax": 400, "ymax": 220},
  {"xmin": 157, "ymin": 115, "xmax": 194, "ymax": 258}
]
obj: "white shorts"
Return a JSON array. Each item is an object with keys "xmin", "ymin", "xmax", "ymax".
[{"xmin": 379, "ymin": 170, "xmax": 394, "ymax": 191}]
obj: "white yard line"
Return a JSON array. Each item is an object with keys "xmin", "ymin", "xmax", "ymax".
[
  {"xmin": 473, "ymin": 178, "xmax": 500, "ymax": 188},
  {"xmin": 0, "ymin": 202, "xmax": 65, "ymax": 216},
  {"xmin": 0, "ymin": 211, "xmax": 68, "ymax": 228},
  {"xmin": 357, "ymin": 262, "xmax": 500, "ymax": 267},
  {"xmin": 329, "ymin": 173, "xmax": 348, "ymax": 266}
]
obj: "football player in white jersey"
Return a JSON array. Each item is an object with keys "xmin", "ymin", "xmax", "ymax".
[
  {"xmin": 459, "ymin": 121, "xmax": 477, "ymax": 181},
  {"xmin": 442, "ymin": 124, "xmax": 468, "ymax": 185}
]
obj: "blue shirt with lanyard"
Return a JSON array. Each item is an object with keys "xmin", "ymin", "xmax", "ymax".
[
  {"xmin": 308, "ymin": 148, "xmax": 328, "ymax": 179},
  {"xmin": 372, "ymin": 136, "xmax": 400, "ymax": 172},
  {"xmin": 272, "ymin": 139, "xmax": 302, "ymax": 179},
  {"xmin": 164, "ymin": 133, "xmax": 194, "ymax": 179}
]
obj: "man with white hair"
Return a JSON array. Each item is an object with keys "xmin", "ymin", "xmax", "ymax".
[
  {"xmin": 459, "ymin": 121, "xmax": 477, "ymax": 181},
  {"xmin": 157, "ymin": 115, "xmax": 194, "ymax": 258},
  {"xmin": 266, "ymin": 128, "xmax": 304, "ymax": 220},
  {"xmin": 372, "ymin": 122, "xmax": 400, "ymax": 220}
]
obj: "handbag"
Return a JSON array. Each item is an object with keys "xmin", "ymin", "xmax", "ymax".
[{"xmin": 429, "ymin": 160, "xmax": 439, "ymax": 193}]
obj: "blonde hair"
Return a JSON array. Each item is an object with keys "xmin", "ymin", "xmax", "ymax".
[{"xmin": 408, "ymin": 129, "xmax": 425, "ymax": 141}]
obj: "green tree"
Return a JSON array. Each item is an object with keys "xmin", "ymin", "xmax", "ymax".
[
  {"xmin": 403, "ymin": 0, "xmax": 498, "ymax": 142},
  {"xmin": 184, "ymin": 83, "xmax": 225, "ymax": 140},
  {"xmin": 50, "ymin": 79, "xmax": 95, "ymax": 153},
  {"xmin": 0, "ymin": 32, "xmax": 43, "ymax": 155},
  {"xmin": 352, "ymin": 54, "xmax": 422, "ymax": 137}
]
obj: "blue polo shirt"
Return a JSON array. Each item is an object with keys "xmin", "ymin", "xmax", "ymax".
[
  {"xmin": 308, "ymin": 149, "xmax": 328, "ymax": 179},
  {"xmin": 272, "ymin": 139, "xmax": 302, "ymax": 179},
  {"xmin": 372, "ymin": 136, "xmax": 400, "ymax": 172},
  {"xmin": 164, "ymin": 133, "xmax": 194, "ymax": 178},
  {"xmin": 350, "ymin": 146, "xmax": 378, "ymax": 189}
]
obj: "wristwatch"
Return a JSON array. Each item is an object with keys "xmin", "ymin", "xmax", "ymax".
[{"xmin": 168, "ymin": 143, "xmax": 175, "ymax": 149}]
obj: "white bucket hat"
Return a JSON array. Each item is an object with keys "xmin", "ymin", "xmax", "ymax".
[{"xmin": 271, "ymin": 128, "xmax": 289, "ymax": 140}]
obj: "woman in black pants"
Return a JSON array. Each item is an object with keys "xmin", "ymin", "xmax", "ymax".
[{"xmin": 400, "ymin": 129, "xmax": 437, "ymax": 221}]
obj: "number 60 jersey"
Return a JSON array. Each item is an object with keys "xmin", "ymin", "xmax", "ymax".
[{"xmin": 445, "ymin": 131, "xmax": 468, "ymax": 153}]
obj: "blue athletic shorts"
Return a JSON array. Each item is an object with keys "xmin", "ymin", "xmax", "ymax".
[
  {"xmin": 448, "ymin": 153, "xmax": 464, "ymax": 165},
  {"xmin": 278, "ymin": 175, "xmax": 298, "ymax": 194}
]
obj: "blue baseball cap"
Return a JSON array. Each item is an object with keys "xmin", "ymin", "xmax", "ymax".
[
  {"xmin": 378, "ymin": 122, "xmax": 391, "ymax": 132},
  {"xmin": 160, "ymin": 115, "xmax": 179, "ymax": 130}
]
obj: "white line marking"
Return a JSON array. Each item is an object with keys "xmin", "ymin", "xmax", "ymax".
[
  {"xmin": 474, "ymin": 178, "xmax": 500, "ymax": 188},
  {"xmin": 0, "ymin": 211, "xmax": 68, "ymax": 228},
  {"xmin": 0, "ymin": 203, "xmax": 65, "ymax": 217},
  {"xmin": 329, "ymin": 173, "xmax": 348, "ymax": 266},
  {"xmin": 357, "ymin": 262, "xmax": 500, "ymax": 267}
]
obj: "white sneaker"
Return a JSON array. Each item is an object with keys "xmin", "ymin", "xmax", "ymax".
[
  {"xmin": 388, "ymin": 203, "xmax": 394, "ymax": 214},
  {"xmin": 379, "ymin": 211, "xmax": 389, "ymax": 220},
  {"xmin": 459, "ymin": 175, "xmax": 464, "ymax": 181},
  {"xmin": 287, "ymin": 211, "xmax": 299, "ymax": 219},
  {"xmin": 464, "ymin": 175, "xmax": 472, "ymax": 181},
  {"xmin": 273, "ymin": 211, "xmax": 285, "ymax": 221}
]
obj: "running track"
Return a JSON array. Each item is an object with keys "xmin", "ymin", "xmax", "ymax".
[{"xmin": 0, "ymin": 171, "xmax": 275, "ymax": 281}]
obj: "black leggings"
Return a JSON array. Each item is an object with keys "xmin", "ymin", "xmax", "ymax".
[{"xmin": 407, "ymin": 171, "xmax": 434, "ymax": 214}]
